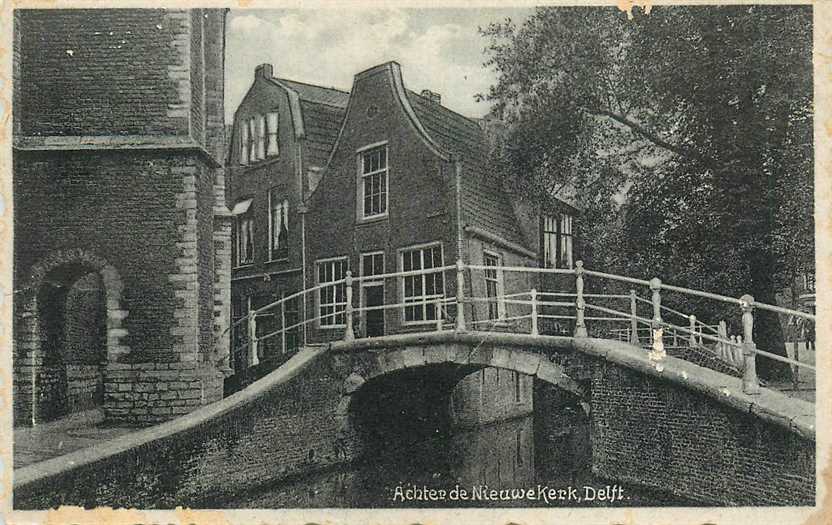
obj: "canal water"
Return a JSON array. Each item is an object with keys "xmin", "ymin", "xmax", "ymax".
[{"xmin": 226, "ymin": 409, "xmax": 694, "ymax": 508}]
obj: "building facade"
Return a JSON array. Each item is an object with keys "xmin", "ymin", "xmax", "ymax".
[
  {"xmin": 225, "ymin": 61, "xmax": 581, "ymax": 420},
  {"xmin": 225, "ymin": 63, "xmax": 348, "ymax": 386},
  {"xmin": 13, "ymin": 8, "xmax": 231, "ymax": 426}
]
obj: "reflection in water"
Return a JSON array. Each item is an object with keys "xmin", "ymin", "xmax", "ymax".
[{"xmin": 229, "ymin": 411, "xmax": 692, "ymax": 508}]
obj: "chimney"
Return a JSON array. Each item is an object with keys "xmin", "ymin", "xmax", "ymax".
[
  {"xmin": 420, "ymin": 89, "xmax": 441, "ymax": 105},
  {"xmin": 255, "ymin": 63, "xmax": 274, "ymax": 80}
]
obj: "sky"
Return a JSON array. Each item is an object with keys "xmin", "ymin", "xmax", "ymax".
[{"xmin": 224, "ymin": 8, "xmax": 533, "ymax": 123}]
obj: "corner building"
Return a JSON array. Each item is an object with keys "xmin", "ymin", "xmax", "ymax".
[{"xmin": 13, "ymin": 9, "xmax": 231, "ymax": 426}]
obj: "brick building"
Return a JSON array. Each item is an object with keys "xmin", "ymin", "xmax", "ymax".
[
  {"xmin": 13, "ymin": 8, "xmax": 231, "ymax": 426},
  {"xmin": 224, "ymin": 63, "xmax": 348, "ymax": 385},
  {"xmin": 226, "ymin": 60, "xmax": 579, "ymax": 417}
]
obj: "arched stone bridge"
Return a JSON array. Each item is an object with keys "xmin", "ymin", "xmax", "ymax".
[{"xmin": 15, "ymin": 328, "xmax": 815, "ymax": 509}]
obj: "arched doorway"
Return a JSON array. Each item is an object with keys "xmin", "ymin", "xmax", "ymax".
[
  {"xmin": 15, "ymin": 249, "xmax": 129, "ymax": 426},
  {"xmin": 36, "ymin": 264, "xmax": 108, "ymax": 421}
]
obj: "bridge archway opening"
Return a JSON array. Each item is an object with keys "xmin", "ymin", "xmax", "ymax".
[{"xmin": 347, "ymin": 363, "xmax": 481, "ymax": 452}]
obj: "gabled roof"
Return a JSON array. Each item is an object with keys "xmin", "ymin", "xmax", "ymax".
[
  {"xmin": 265, "ymin": 77, "xmax": 349, "ymax": 168},
  {"xmin": 405, "ymin": 90, "xmax": 533, "ymax": 254},
  {"xmin": 276, "ymin": 78, "xmax": 350, "ymax": 109}
]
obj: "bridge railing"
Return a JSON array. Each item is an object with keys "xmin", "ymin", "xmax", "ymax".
[{"xmin": 227, "ymin": 259, "xmax": 814, "ymax": 397}]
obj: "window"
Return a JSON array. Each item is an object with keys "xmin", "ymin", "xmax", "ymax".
[
  {"xmin": 484, "ymin": 251, "xmax": 505, "ymax": 320},
  {"xmin": 361, "ymin": 252, "xmax": 385, "ymax": 280},
  {"xmin": 560, "ymin": 214, "xmax": 573, "ymax": 269},
  {"xmin": 401, "ymin": 244, "xmax": 444, "ymax": 323},
  {"xmin": 542, "ymin": 213, "xmax": 574, "ymax": 269},
  {"xmin": 236, "ymin": 208, "xmax": 254, "ymax": 266},
  {"xmin": 240, "ymin": 122, "xmax": 249, "ymax": 165},
  {"xmin": 359, "ymin": 144, "xmax": 388, "ymax": 218},
  {"xmin": 267, "ymin": 111, "xmax": 279, "ymax": 156},
  {"xmin": 248, "ymin": 118, "xmax": 256, "ymax": 163},
  {"xmin": 317, "ymin": 258, "xmax": 348, "ymax": 327},
  {"xmin": 269, "ymin": 189, "xmax": 289, "ymax": 260},
  {"xmin": 256, "ymin": 115, "xmax": 266, "ymax": 160}
]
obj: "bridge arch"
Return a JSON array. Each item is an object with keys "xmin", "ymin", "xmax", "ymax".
[
  {"xmin": 15, "ymin": 249, "xmax": 130, "ymax": 423},
  {"xmin": 332, "ymin": 341, "xmax": 585, "ymax": 442}
]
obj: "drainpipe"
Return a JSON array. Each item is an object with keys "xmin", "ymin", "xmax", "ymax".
[
  {"xmin": 297, "ymin": 140, "xmax": 308, "ymax": 346},
  {"xmin": 453, "ymin": 153, "xmax": 464, "ymax": 261}
]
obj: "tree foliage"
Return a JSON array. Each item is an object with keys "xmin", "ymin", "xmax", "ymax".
[{"xmin": 481, "ymin": 5, "xmax": 813, "ymax": 375}]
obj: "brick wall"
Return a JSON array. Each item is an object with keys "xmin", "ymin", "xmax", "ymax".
[
  {"xmin": 589, "ymin": 359, "xmax": 815, "ymax": 505},
  {"xmin": 304, "ymin": 63, "xmax": 456, "ymax": 343},
  {"xmin": 16, "ymin": 9, "xmax": 191, "ymax": 137},
  {"xmin": 13, "ymin": 338, "xmax": 815, "ymax": 508}
]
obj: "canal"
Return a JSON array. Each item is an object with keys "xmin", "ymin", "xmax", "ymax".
[{"xmin": 222, "ymin": 403, "xmax": 694, "ymax": 508}]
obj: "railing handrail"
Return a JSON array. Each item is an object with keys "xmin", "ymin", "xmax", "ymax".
[{"xmin": 226, "ymin": 259, "xmax": 814, "ymax": 399}]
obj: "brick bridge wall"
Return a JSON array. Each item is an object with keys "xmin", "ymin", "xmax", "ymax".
[{"xmin": 13, "ymin": 335, "xmax": 815, "ymax": 508}]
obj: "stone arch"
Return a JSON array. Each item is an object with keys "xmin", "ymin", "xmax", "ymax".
[
  {"xmin": 332, "ymin": 344, "xmax": 585, "ymax": 443},
  {"xmin": 15, "ymin": 249, "xmax": 130, "ymax": 424}
]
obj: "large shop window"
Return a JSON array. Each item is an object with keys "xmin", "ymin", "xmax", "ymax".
[
  {"xmin": 401, "ymin": 244, "xmax": 444, "ymax": 323},
  {"xmin": 317, "ymin": 258, "xmax": 348, "ymax": 327}
]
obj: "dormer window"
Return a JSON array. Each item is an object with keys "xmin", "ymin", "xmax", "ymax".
[
  {"xmin": 267, "ymin": 111, "xmax": 279, "ymax": 156},
  {"xmin": 358, "ymin": 143, "xmax": 388, "ymax": 219}
]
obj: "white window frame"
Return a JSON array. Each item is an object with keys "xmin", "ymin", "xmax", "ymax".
[
  {"xmin": 542, "ymin": 213, "xmax": 574, "ymax": 269},
  {"xmin": 240, "ymin": 121, "xmax": 249, "ymax": 165},
  {"xmin": 360, "ymin": 251, "xmax": 386, "ymax": 336},
  {"xmin": 268, "ymin": 188, "xmax": 289, "ymax": 262},
  {"xmin": 316, "ymin": 256, "xmax": 349, "ymax": 329},
  {"xmin": 357, "ymin": 141, "xmax": 389, "ymax": 221},
  {"xmin": 256, "ymin": 114, "xmax": 266, "ymax": 160},
  {"xmin": 398, "ymin": 242, "xmax": 445, "ymax": 325},
  {"xmin": 248, "ymin": 117, "xmax": 257, "ymax": 163},
  {"xmin": 266, "ymin": 110, "xmax": 279, "ymax": 157},
  {"xmin": 483, "ymin": 250, "xmax": 506, "ymax": 320}
]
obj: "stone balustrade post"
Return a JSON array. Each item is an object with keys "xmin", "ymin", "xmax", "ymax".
[
  {"xmin": 629, "ymin": 289, "xmax": 639, "ymax": 345},
  {"xmin": 689, "ymin": 314, "xmax": 697, "ymax": 347},
  {"xmin": 455, "ymin": 259, "xmax": 467, "ymax": 331},
  {"xmin": 650, "ymin": 277, "xmax": 662, "ymax": 345},
  {"xmin": 344, "ymin": 270, "xmax": 355, "ymax": 342},
  {"xmin": 574, "ymin": 261, "xmax": 588, "ymax": 337},
  {"xmin": 248, "ymin": 311, "xmax": 259, "ymax": 367},
  {"xmin": 740, "ymin": 294, "xmax": 760, "ymax": 394},
  {"xmin": 530, "ymin": 288, "xmax": 539, "ymax": 336},
  {"xmin": 435, "ymin": 296, "xmax": 444, "ymax": 332}
]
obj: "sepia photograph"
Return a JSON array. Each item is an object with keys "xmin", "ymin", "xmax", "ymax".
[{"xmin": 3, "ymin": 1, "xmax": 822, "ymax": 523}]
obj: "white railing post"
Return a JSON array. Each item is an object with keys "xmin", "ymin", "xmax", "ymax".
[
  {"xmin": 530, "ymin": 288, "xmax": 539, "ymax": 336},
  {"xmin": 455, "ymin": 258, "xmax": 467, "ymax": 331},
  {"xmin": 650, "ymin": 278, "xmax": 662, "ymax": 345},
  {"xmin": 629, "ymin": 289, "xmax": 639, "ymax": 345},
  {"xmin": 574, "ymin": 261, "xmax": 588, "ymax": 337},
  {"xmin": 689, "ymin": 314, "xmax": 697, "ymax": 348},
  {"xmin": 344, "ymin": 270, "xmax": 355, "ymax": 342},
  {"xmin": 248, "ymin": 312, "xmax": 259, "ymax": 367},
  {"xmin": 435, "ymin": 297, "xmax": 444, "ymax": 332},
  {"xmin": 740, "ymin": 294, "xmax": 760, "ymax": 395}
]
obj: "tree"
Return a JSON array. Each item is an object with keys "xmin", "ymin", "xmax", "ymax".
[{"xmin": 481, "ymin": 5, "xmax": 813, "ymax": 378}]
